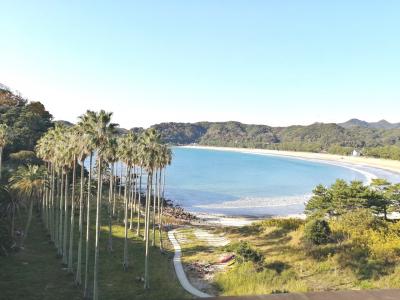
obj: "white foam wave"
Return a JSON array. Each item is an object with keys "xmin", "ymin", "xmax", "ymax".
[{"xmin": 194, "ymin": 194, "xmax": 312, "ymax": 210}]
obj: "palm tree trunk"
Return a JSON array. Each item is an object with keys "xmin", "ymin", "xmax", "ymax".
[
  {"xmin": 158, "ymin": 168, "xmax": 164, "ymax": 251},
  {"xmin": 108, "ymin": 163, "xmax": 114, "ymax": 252},
  {"xmin": 144, "ymin": 173, "xmax": 152, "ymax": 289},
  {"xmin": 75, "ymin": 159, "xmax": 85, "ymax": 285},
  {"xmin": 62, "ymin": 172, "xmax": 69, "ymax": 265},
  {"xmin": 46, "ymin": 163, "xmax": 51, "ymax": 232},
  {"xmin": 118, "ymin": 161, "xmax": 122, "ymax": 199},
  {"xmin": 152, "ymin": 171, "xmax": 157, "ymax": 246},
  {"xmin": 68, "ymin": 157, "xmax": 77, "ymax": 273},
  {"xmin": 133, "ymin": 167, "xmax": 138, "ymax": 214},
  {"xmin": 84, "ymin": 153, "xmax": 93, "ymax": 298},
  {"xmin": 136, "ymin": 168, "xmax": 142, "ymax": 236},
  {"xmin": 143, "ymin": 172, "xmax": 148, "ymax": 242},
  {"xmin": 21, "ymin": 193, "xmax": 34, "ymax": 247},
  {"xmin": 58, "ymin": 170, "xmax": 64, "ymax": 257},
  {"xmin": 112, "ymin": 162, "xmax": 117, "ymax": 216},
  {"xmin": 93, "ymin": 157, "xmax": 102, "ymax": 300},
  {"xmin": 123, "ymin": 165, "xmax": 131, "ymax": 270},
  {"xmin": 50, "ymin": 166, "xmax": 55, "ymax": 243},
  {"xmin": 129, "ymin": 169, "xmax": 134, "ymax": 230},
  {"xmin": 42, "ymin": 176, "xmax": 47, "ymax": 228}
]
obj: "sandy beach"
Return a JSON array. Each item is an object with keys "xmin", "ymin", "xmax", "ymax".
[{"xmin": 182, "ymin": 145, "xmax": 400, "ymax": 174}]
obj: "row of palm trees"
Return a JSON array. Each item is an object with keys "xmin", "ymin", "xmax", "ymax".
[{"xmin": 33, "ymin": 110, "xmax": 172, "ymax": 299}]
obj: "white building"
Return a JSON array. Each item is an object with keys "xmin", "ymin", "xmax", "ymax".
[{"xmin": 352, "ymin": 149, "xmax": 361, "ymax": 157}]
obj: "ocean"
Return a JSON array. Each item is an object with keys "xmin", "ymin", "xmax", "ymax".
[{"xmin": 163, "ymin": 147, "xmax": 400, "ymax": 217}]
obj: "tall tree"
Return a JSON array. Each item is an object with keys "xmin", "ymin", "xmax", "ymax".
[
  {"xmin": 141, "ymin": 128, "xmax": 161, "ymax": 289},
  {"xmin": 78, "ymin": 112, "xmax": 97, "ymax": 298},
  {"xmin": 104, "ymin": 137, "xmax": 118, "ymax": 252},
  {"xmin": 118, "ymin": 131, "xmax": 137, "ymax": 270},
  {"xmin": 74, "ymin": 128, "xmax": 91, "ymax": 286},
  {"xmin": 80, "ymin": 110, "xmax": 117, "ymax": 300}
]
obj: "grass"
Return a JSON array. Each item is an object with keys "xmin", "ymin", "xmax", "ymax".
[
  {"xmin": 211, "ymin": 220, "xmax": 400, "ymax": 296},
  {"xmin": 0, "ymin": 201, "xmax": 192, "ymax": 300},
  {"xmin": 176, "ymin": 219, "xmax": 400, "ymax": 297}
]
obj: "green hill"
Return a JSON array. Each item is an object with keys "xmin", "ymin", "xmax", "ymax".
[{"xmin": 141, "ymin": 121, "xmax": 400, "ymax": 159}]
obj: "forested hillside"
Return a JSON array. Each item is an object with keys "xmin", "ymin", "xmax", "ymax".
[
  {"xmin": 143, "ymin": 120, "xmax": 400, "ymax": 159},
  {"xmin": 2, "ymin": 83, "xmax": 399, "ymax": 161},
  {"xmin": 0, "ymin": 87, "xmax": 53, "ymax": 157}
]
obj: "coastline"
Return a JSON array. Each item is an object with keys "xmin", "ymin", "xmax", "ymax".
[
  {"xmin": 177, "ymin": 145, "xmax": 400, "ymax": 226},
  {"xmin": 181, "ymin": 145, "xmax": 400, "ymax": 175}
]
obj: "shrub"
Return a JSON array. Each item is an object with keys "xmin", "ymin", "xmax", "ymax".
[
  {"xmin": 226, "ymin": 241, "xmax": 264, "ymax": 264},
  {"xmin": 304, "ymin": 219, "xmax": 331, "ymax": 245}
]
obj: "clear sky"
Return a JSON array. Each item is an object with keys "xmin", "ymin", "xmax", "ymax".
[{"xmin": 1, "ymin": 1, "xmax": 399, "ymax": 128}]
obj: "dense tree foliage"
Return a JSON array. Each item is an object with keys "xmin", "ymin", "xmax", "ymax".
[
  {"xmin": 303, "ymin": 219, "xmax": 331, "ymax": 245},
  {"xmin": 141, "ymin": 121, "xmax": 400, "ymax": 159},
  {"xmin": 305, "ymin": 179, "xmax": 400, "ymax": 219},
  {"xmin": 0, "ymin": 88, "xmax": 53, "ymax": 156}
]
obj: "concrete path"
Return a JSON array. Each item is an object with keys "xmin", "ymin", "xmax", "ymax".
[
  {"xmin": 207, "ymin": 289, "xmax": 400, "ymax": 300},
  {"xmin": 193, "ymin": 229, "xmax": 229, "ymax": 247},
  {"xmin": 168, "ymin": 229, "xmax": 212, "ymax": 298}
]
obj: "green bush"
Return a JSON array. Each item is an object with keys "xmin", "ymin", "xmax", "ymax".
[
  {"xmin": 304, "ymin": 219, "xmax": 331, "ymax": 245},
  {"xmin": 226, "ymin": 241, "xmax": 264, "ymax": 264}
]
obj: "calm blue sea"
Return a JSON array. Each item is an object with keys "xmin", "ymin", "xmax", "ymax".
[{"xmin": 163, "ymin": 147, "xmax": 400, "ymax": 217}]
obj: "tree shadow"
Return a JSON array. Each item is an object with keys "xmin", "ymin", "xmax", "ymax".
[
  {"xmin": 264, "ymin": 260, "xmax": 291, "ymax": 274},
  {"xmin": 264, "ymin": 228, "xmax": 293, "ymax": 240},
  {"xmin": 337, "ymin": 247, "xmax": 395, "ymax": 280},
  {"xmin": 221, "ymin": 223, "xmax": 262, "ymax": 237}
]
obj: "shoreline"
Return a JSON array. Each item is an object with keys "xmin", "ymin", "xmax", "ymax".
[
  {"xmin": 178, "ymin": 145, "xmax": 400, "ymax": 226},
  {"xmin": 181, "ymin": 145, "xmax": 400, "ymax": 175}
]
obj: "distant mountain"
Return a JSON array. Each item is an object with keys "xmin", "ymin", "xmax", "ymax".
[
  {"xmin": 339, "ymin": 118, "xmax": 400, "ymax": 129},
  {"xmin": 147, "ymin": 121, "xmax": 400, "ymax": 155},
  {"xmin": 0, "ymin": 83, "xmax": 11, "ymax": 91},
  {"xmin": 54, "ymin": 120, "xmax": 74, "ymax": 127},
  {"xmin": 52, "ymin": 119, "xmax": 400, "ymax": 155}
]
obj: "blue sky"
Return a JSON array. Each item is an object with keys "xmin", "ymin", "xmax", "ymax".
[{"xmin": 1, "ymin": 1, "xmax": 399, "ymax": 128}]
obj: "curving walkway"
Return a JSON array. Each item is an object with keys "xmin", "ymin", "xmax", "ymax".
[{"xmin": 168, "ymin": 229, "xmax": 212, "ymax": 298}]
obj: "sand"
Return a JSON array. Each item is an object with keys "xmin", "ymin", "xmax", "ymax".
[{"xmin": 182, "ymin": 145, "xmax": 400, "ymax": 174}]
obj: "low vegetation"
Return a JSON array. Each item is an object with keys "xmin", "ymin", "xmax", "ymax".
[{"xmin": 211, "ymin": 180, "xmax": 400, "ymax": 296}]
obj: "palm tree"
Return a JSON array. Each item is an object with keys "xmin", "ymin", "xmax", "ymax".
[
  {"xmin": 158, "ymin": 145, "xmax": 172, "ymax": 251},
  {"xmin": 0, "ymin": 124, "xmax": 9, "ymax": 180},
  {"xmin": 10, "ymin": 165, "xmax": 47, "ymax": 247},
  {"xmin": 141, "ymin": 128, "xmax": 161, "ymax": 289},
  {"xmin": 80, "ymin": 110, "xmax": 117, "ymax": 300},
  {"xmin": 68, "ymin": 128, "xmax": 80, "ymax": 273},
  {"xmin": 118, "ymin": 131, "xmax": 137, "ymax": 270},
  {"xmin": 36, "ymin": 131, "xmax": 54, "ymax": 240},
  {"xmin": 104, "ymin": 137, "xmax": 118, "ymax": 252},
  {"xmin": 52, "ymin": 127, "xmax": 72, "ymax": 265},
  {"xmin": 78, "ymin": 112, "xmax": 97, "ymax": 297},
  {"xmin": 74, "ymin": 128, "xmax": 91, "ymax": 286}
]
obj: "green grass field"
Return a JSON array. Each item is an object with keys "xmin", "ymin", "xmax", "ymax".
[
  {"xmin": 0, "ymin": 204, "xmax": 191, "ymax": 300},
  {"xmin": 214, "ymin": 220, "xmax": 400, "ymax": 296},
  {"xmin": 176, "ymin": 220, "xmax": 400, "ymax": 297}
]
